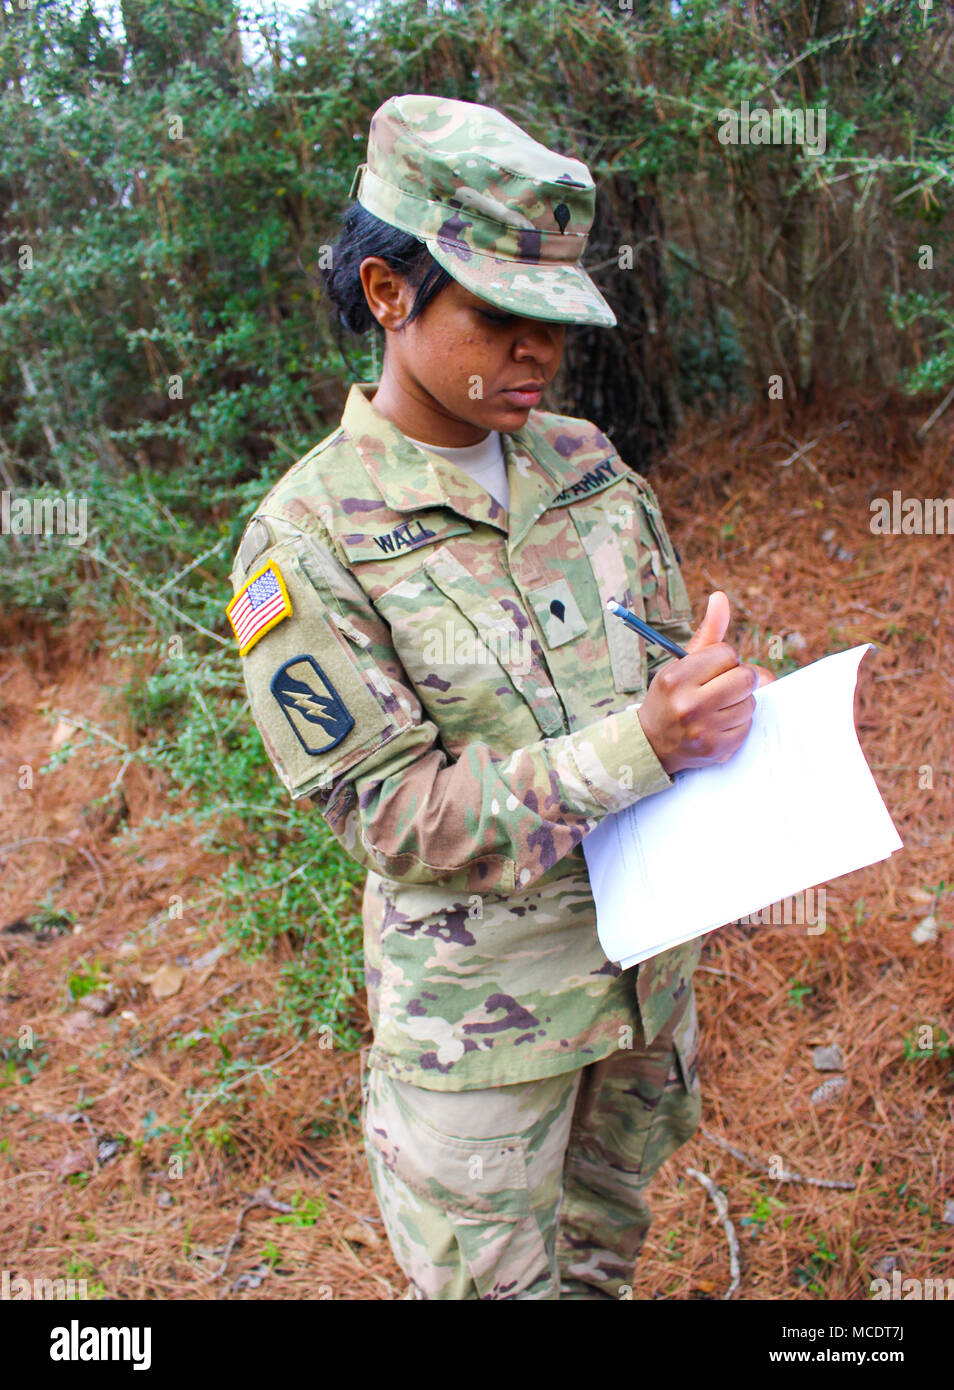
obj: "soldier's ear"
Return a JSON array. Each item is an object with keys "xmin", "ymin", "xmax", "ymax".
[{"xmin": 359, "ymin": 257, "xmax": 415, "ymax": 332}]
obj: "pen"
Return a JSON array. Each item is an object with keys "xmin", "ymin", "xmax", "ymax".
[{"xmin": 605, "ymin": 599, "xmax": 689, "ymax": 659}]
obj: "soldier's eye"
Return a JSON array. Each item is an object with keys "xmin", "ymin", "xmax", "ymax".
[{"xmin": 479, "ymin": 310, "xmax": 514, "ymax": 324}]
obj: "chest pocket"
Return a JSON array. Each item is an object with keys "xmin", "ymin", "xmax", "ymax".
[{"xmin": 373, "ymin": 546, "xmax": 568, "ymax": 754}]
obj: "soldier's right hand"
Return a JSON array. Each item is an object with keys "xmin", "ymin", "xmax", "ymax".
[{"xmin": 637, "ymin": 591, "xmax": 759, "ymax": 776}]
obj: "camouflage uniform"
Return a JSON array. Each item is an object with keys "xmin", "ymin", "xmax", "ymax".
[
  {"xmin": 226, "ymin": 94, "xmax": 703, "ymax": 1299},
  {"xmin": 360, "ymin": 992, "xmax": 699, "ymax": 1300}
]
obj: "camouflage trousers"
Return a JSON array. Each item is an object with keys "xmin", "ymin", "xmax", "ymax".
[{"xmin": 360, "ymin": 986, "xmax": 701, "ymax": 1300}]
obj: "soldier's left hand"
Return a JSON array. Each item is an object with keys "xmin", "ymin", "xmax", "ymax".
[{"xmin": 750, "ymin": 664, "xmax": 777, "ymax": 687}]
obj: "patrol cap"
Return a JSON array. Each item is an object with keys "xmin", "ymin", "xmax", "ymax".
[{"xmin": 348, "ymin": 94, "xmax": 617, "ymax": 328}]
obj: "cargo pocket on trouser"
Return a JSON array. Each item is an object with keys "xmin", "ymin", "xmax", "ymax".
[
  {"xmin": 556, "ymin": 990, "xmax": 702, "ymax": 1297},
  {"xmin": 361, "ymin": 1067, "xmax": 559, "ymax": 1301}
]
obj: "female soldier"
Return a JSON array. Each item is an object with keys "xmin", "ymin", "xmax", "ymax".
[{"xmin": 226, "ymin": 94, "xmax": 762, "ymax": 1300}]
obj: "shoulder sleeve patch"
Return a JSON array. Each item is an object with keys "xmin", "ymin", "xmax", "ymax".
[
  {"xmin": 225, "ymin": 560, "xmax": 292, "ymax": 655},
  {"xmin": 238, "ymin": 539, "xmax": 413, "ymax": 801},
  {"xmin": 270, "ymin": 655, "xmax": 355, "ymax": 755}
]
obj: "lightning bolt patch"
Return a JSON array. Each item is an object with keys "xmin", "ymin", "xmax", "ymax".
[{"xmin": 270, "ymin": 655, "xmax": 355, "ymax": 755}]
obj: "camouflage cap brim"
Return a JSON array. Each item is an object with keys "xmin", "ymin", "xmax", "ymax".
[
  {"xmin": 425, "ymin": 237, "xmax": 617, "ymax": 328},
  {"xmin": 351, "ymin": 94, "xmax": 618, "ymax": 328}
]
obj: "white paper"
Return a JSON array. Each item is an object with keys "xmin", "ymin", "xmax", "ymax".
[{"xmin": 582, "ymin": 644, "xmax": 903, "ymax": 967}]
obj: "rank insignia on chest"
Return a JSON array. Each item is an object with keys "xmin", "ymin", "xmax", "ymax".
[
  {"xmin": 270, "ymin": 655, "xmax": 355, "ymax": 755},
  {"xmin": 526, "ymin": 578, "xmax": 588, "ymax": 649},
  {"xmin": 226, "ymin": 560, "xmax": 292, "ymax": 655}
]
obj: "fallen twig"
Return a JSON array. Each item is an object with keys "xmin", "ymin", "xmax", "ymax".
[
  {"xmin": 128, "ymin": 980, "xmax": 249, "ymax": 1058},
  {"xmin": 0, "ymin": 835, "xmax": 107, "ymax": 907},
  {"xmin": 775, "ymin": 436, "xmax": 820, "ymax": 468},
  {"xmin": 210, "ymin": 1185, "xmax": 295, "ymax": 1281},
  {"xmin": 702, "ymin": 1127, "xmax": 856, "ymax": 1190},
  {"xmin": 916, "ymin": 382, "xmax": 954, "ymax": 439},
  {"xmin": 686, "ymin": 1167, "xmax": 740, "ymax": 1299}
]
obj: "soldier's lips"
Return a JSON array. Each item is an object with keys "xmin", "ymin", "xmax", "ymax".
[{"xmin": 500, "ymin": 386, "xmax": 543, "ymax": 407}]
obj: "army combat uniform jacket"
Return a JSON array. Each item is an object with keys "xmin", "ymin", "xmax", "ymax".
[{"xmin": 227, "ymin": 382, "xmax": 701, "ymax": 1091}]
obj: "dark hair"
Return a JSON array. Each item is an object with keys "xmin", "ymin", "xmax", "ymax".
[{"xmin": 319, "ymin": 202, "xmax": 452, "ymax": 338}]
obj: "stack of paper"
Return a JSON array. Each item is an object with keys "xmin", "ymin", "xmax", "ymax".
[{"xmin": 582, "ymin": 645, "xmax": 903, "ymax": 967}]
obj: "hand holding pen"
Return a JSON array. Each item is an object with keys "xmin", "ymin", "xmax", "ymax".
[{"xmin": 607, "ymin": 591, "xmax": 764, "ymax": 775}]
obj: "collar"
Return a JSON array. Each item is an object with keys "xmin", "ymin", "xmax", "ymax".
[
  {"xmin": 341, "ymin": 381, "xmax": 609, "ymax": 548},
  {"xmin": 343, "ymin": 382, "xmax": 506, "ymax": 532}
]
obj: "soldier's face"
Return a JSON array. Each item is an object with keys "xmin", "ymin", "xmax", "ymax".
[{"xmin": 360, "ymin": 259, "xmax": 566, "ymax": 442}]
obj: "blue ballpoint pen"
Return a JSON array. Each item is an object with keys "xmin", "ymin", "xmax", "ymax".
[{"xmin": 605, "ymin": 599, "xmax": 689, "ymax": 659}]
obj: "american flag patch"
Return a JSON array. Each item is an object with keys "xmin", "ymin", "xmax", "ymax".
[{"xmin": 226, "ymin": 561, "xmax": 292, "ymax": 655}]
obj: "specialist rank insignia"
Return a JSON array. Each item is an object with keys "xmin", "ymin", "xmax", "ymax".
[{"xmin": 270, "ymin": 655, "xmax": 355, "ymax": 755}]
